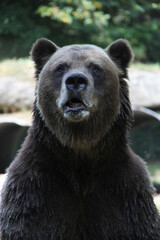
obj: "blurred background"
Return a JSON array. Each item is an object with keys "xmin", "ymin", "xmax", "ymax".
[{"xmin": 0, "ymin": 0, "xmax": 160, "ymax": 206}]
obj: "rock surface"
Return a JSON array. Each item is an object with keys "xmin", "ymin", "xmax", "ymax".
[
  {"xmin": 129, "ymin": 70, "xmax": 160, "ymax": 108},
  {"xmin": 0, "ymin": 77, "xmax": 35, "ymax": 111}
]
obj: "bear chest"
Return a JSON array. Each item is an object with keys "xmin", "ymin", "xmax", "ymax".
[{"xmin": 41, "ymin": 181, "xmax": 135, "ymax": 240}]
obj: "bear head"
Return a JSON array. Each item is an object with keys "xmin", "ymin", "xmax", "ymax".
[{"xmin": 31, "ymin": 38, "xmax": 133, "ymax": 150}]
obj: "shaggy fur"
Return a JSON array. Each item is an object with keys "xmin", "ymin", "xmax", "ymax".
[{"xmin": 0, "ymin": 38, "xmax": 160, "ymax": 240}]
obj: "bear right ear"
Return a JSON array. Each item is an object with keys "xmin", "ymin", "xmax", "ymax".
[{"xmin": 31, "ymin": 38, "xmax": 58, "ymax": 78}]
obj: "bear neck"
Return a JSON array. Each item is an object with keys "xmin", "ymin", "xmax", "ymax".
[
  {"xmin": 31, "ymin": 103, "xmax": 130, "ymax": 169},
  {"xmin": 28, "ymin": 103, "xmax": 132, "ymax": 195}
]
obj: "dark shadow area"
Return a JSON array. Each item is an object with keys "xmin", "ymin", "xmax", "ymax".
[
  {"xmin": 131, "ymin": 120, "xmax": 160, "ymax": 162},
  {"xmin": 0, "ymin": 122, "xmax": 28, "ymax": 173}
]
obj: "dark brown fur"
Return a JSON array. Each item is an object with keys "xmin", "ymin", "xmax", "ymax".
[{"xmin": 0, "ymin": 38, "xmax": 160, "ymax": 240}]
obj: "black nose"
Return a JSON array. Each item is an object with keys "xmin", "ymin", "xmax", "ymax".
[{"xmin": 65, "ymin": 73, "xmax": 88, "ymax": 92}]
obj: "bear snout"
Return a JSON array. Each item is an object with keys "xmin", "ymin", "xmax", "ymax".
[
  {"xmin": 65, "ymin": 73, "xmax": 88, "ymax": 92},
  {"xmin": 56, "ymin": 71, "xmax": 97, "ymax": 122}
]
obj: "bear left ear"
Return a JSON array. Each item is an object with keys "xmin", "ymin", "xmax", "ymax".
[
  {"xmin": 105, "ymin": 39, "xmax": 133, "ymax": 75},
  {"xmin": 31, "ymin": 38, "xmax": 59, "ymax": 78}
]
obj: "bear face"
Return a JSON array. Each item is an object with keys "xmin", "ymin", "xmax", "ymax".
[{"xmin": 31, "ymin": 39, "xmax": 133, "ymax": 150}]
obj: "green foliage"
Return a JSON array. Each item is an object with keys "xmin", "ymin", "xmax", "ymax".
[
  {"xmin": 0, "ymin": 0, "xmax": 54, "ymax": 57},
  {"xmin": 0, "ymin": 0, "xmax": 160, "ymax": 61},
  {"xmin": 37, "ymin": 0, "xmax": 109, "ymax": 25}
]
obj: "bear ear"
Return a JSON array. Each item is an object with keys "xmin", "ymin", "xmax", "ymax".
[
  {"xmin": 105, "ymin": 39, "xmax": 133, "ymax": 76},
  {"xmin": 31, "ymin": 38, "xmax": 59, "ymax": 77}
]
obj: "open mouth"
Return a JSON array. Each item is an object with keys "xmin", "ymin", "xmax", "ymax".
[
  {"xmin": 64, "ymin": 98, "xmax": 87, "ymax": 112},
  {"xmin": 61, "ymin": 97, "xmax": 90, "ymax": 122}
]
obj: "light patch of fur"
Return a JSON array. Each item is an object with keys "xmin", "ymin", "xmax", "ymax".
[{"xmin": 64, "ymin": 109, "xmax": 90, "ymax": 122}]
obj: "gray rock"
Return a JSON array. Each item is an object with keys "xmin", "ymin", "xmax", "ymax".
[
  {"xmin": 0, "ymin": 77, "xmax": 34, "ymax": 111},
  {"xmin": 129, "ymin": 70, "xmax": 160, "ymax": 108}
]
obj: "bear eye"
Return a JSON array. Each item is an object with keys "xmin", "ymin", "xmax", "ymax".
[
  {"xmin": 90, "ymin": 64, "xmax": 103, "ymax": 75},
  {"xmin": 54, "ymin": 64, "xmax": 68, "ymax": 76}
]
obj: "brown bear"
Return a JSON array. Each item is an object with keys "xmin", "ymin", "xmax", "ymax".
[{"xmin": 0, "ymin": 38, "xmax": 160, "ymax": 240}]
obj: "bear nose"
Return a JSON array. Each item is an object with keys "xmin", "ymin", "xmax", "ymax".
[{"xmin": 65, "ymin": 73, "xmax": 88, "ymax": 92}]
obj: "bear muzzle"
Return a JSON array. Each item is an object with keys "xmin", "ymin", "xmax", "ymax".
[
  {"xmin": 55, "ymin": 70, "xmax": 98, "ymax": 122},
  {"xmin": 63, "ymin": 94, "xmax": 89, "ymax": 122},
  {"xmin": 55, "ymin": 72, "xmax": 95, "ymax": 122}
]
